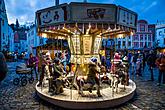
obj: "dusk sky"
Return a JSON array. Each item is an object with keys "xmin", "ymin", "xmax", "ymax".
[{"xmin": 5, "ymin": 0, "xmax": 165, "ymax": 25}]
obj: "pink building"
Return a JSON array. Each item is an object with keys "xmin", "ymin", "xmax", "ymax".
[{"xmin": 133, "ymin": 20, "xmax": 154, "ymax": 49}]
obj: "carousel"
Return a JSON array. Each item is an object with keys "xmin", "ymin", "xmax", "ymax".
[{"xmin": 35, "ymin": 1, "xmax": 137, "ymax": 109}]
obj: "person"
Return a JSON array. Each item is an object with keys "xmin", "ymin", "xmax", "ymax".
[
  {"xmin": 0, "ymin": 52, "xmax": 8, "ymax": 83},
  {"xmin": 28, "ymin": 53, "xmax": 39, "ymax": 80},
  {"xmin": 14, "ymin": 54, "xmax": 17, "ymax": 62},
  {"xmin": 156, "ymin": 53, "xmax": 165, "ymax": 86},
  {"xmin": 136, "ymin": 55, "xmax": 142, "ymax": 76},
  {"xmin": 37, "ymin": 52, "xmax": 49, "ymax": 87},
  {"xmin": 147, "ymin": 50, "xmax": 157, "ymax": 81},
  {"xmin": 131, "ymin": 53, "xmax": 138, "ymax": 75},
  {"xmin": 111, "ymin": 52, "xmax": 122, "ymax": 73},
  {"xmin": 53, "ymin": 58, "xmax": 64, "ymax": 79},
  {"xmin": 86, "ymin": 58, "xmax": 101, "ymax": 94},
  {"xmin": 48, "ymin": 58, "xmax": 65, "ymax": 93},
  {"xmin": 105, "ymin": 57, "xmax": 111, "ymax": 71},
  {"xmin": 142, "ymin": 52, "xmax": 146, "ymax": 71}
]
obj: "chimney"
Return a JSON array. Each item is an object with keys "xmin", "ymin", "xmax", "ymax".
[{"xmin": 55, "ymin": 0, "xmax": 59, "ymax": 6}]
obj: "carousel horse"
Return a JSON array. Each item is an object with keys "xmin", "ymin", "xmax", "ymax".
[
  {"xmin": 76, "ymin": 61, "xmax": 102, "ymax": 97},
  {"xmin": 111, "ymin": 62, "xmax": 128, "ymax": 92},
  {"xmin": 100, "ymin": 66, "xmax": 111, "ymax": 85}
]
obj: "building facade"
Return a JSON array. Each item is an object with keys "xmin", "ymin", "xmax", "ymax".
[
  {"xmin": 0, "ymin": 0, "xmax": 9, "ymax": 51},
  {"xmin": 156, "ymin": 21, "xmax": 165, "ymax": 50},
  {"xmin": 8, "ymin": 25, "xmax": 14, "ymax": 52},
  {"xmin": 115, "ymin": 20, "xmax": 154, "ymax": 50},
  {"xmin": 27, "ymin": 24, "xmax": 47, "ymax": 56}
]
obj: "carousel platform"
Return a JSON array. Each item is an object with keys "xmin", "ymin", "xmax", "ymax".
[{"xmin": 36, "ymin": 80, "xmax": 136, "ymax": 109}]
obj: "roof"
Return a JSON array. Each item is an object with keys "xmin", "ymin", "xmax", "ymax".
[{"xmin": 138, "ymin": 20, "xmax": 148, "ymax": 24}]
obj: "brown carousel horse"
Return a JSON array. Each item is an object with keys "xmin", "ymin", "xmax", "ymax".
[{"xmin": 76, "ymin": 61, "xmax": 102, "ymax": 97}]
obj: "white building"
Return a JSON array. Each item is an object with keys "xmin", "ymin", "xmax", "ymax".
[
  {"xmin": 8, "ymin": 25, "xmax": 14, "ymax": 52},
  {"xmin": 0, "ymin": 0, "xmax": 9, "ymax": 51},
  {"xmin": 27, "ymin": 24, "xmax": 47, "ymax": 56},
  {"xmin": 156, "ymin": 22, "xmax": 165, "ymax": 49}
]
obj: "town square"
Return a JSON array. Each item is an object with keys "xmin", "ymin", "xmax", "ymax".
[{"xmin": 0, "ymin": 0, "xmax": 165, "ymax": 110}]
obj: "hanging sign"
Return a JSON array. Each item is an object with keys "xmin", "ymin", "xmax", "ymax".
[
  {"xmin": 117, "ymin": 6, "xmax": 137, "ymax": 28},
  {"xmin": 83, "ymin": 36, "xmax": 92, "ymax": 54}
]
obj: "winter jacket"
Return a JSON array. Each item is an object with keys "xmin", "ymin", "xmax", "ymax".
[{"xmin": 156, "ymin": 56, "xmax": 165, "ymax": 71}]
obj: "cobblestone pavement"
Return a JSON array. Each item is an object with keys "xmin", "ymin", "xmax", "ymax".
[{"xmin": 0, "ymin": 62, "xmax": 165, "ymax": 110}]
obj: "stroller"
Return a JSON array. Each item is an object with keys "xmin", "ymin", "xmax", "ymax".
[{"xmin": 13, "ymin": 63, "xmax": 34, "ymax": 86}]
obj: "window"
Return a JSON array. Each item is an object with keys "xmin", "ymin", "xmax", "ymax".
[
  {"xmin": 148, "ymin": 42, "xmax": 152, "ymax": 47},
  {"xmin": 164, "ymin": 38, "xmax": 165, "ymax": 45},
  {"xmin": 128, "ymin": 41, "xmax": 131, "ymax": 47},
  {"xmin": 2, "ymin": 19, "xmax": 4, "ymax": 26},
  {"xmin": 159, "ymin": 31, "xmax": 162, "ymax": 36},
  {"xmin": 133, "ymin": 35, "xmax": 139, "ymax": 41},
  {"xmin": 140, "ymin": 42, "xmax": 143, "ymax": 47},
  {"xmin": 140, "ymin": 35, "xmax": 143, "ymax": 41},
  {"xmin": 123, "ymin": 41, "xmax": 125, "ymax": 47},
  {"xmin": 148, "ymin": 35, "xmax": 151, "ymax": 41},
  {"xmin": 40, "ymin": 38, "xmax": 43, "ymax": 44},
  {"xmin": 3, "ymin": 33, "xmax": 4, "ymax": 39},
  {"xmin": 31, "ymin": 30, "xmax": 34, "ymax": 35},
  {"xmin": 118, "ymin": 41, "xmax": 121, "ymax": 48},
  {"xmin": 134, "ymin": 42, "xmax": 139, "ymax": 48},
  {"xmin": 145, "ymin": 35, "xmax": 147, "ymax": 40},
  {"xmin": 140, "ymin": 24, "xmax": 145, "ymax": 32}
]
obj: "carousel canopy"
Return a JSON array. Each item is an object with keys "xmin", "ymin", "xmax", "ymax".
[{"xmin": 36, "ymin": 2, "xmax": 138, "ymax": 38}]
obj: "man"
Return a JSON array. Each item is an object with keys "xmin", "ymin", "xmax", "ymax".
[
  {"xmin": 147, "ymin": 50, "xmax": 157, "ymax": 81},
  {"xmin": 156, "ymin": 53, "xmax": 165, "ymax": 86},
  {"xmin": 37, "ymin": 52, "xmax": 48, "ymax": 87},
  {"xmin": 53, "ymin": 58, "xmax": 63, "ymax": 79}
]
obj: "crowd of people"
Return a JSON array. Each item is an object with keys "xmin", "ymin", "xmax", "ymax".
[
  {"xmin": 25, "ymin": 50, "xmax": 70, "ymax": 87},
  {"xmin": 101, "ymin": 50, "xmax": 165, "ymax": 86},
  {"xmin": 23, "ymin": 49, "xmax": 165, "ymax": 88}
]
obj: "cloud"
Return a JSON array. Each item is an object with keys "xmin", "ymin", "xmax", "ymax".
[
  {"xmin": 4, "ymin": 0, "xmax": 165, "ymax": 24},
  {"xmin": 143, "ymin": 1, "xmax": 157, "ymax": 12}
]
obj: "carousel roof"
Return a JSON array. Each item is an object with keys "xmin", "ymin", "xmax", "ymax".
[{"xmin": 36, "ymin": 2, "xmax": 138, "ymax": 38}]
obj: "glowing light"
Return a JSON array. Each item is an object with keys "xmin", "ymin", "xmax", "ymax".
[
  {"xmin": 130, "ymin": 31, "xmax": 134, "ymax": 36},
  {"xmin": 41, "ymin": 33, "xmax": 47, "ymax": 38},
  {"xmin": 83, "ymin": 68, "xmax": 86, "ymax": 72},
  {"xmin": 117, "ymin": 34, "xmax": 124, "ymax": 38}
]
